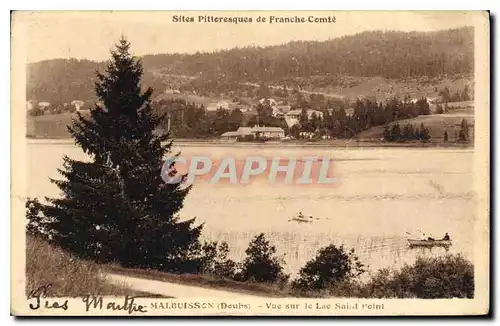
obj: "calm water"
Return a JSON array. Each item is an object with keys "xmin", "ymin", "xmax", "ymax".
[{"xmin": 24, "ymin": 140, "xmax": 476, "ymax": 276}]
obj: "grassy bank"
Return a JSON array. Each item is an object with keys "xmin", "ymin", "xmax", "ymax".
[
  {"xmin": 26, "ymin": 236, "xmax": 161, "ymax": 297},
  {"xmin": 105, "ymin": 265, "xmax": 289, "ymax": 297}
]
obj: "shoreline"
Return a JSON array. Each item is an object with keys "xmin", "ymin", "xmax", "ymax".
[{"xmin": 26, "ymin": 137, "xmax": 474, "ymax": 149}]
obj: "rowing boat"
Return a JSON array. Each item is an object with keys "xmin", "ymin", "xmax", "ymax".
[{"xmin": 407, "ymin": 239, "xmax": 452, "ymax": 247}]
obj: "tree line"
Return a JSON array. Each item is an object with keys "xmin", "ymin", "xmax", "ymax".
[
  {"xmin": 383, "ymin": 123, "xmax": 431, "ymax": 142},
  {"xmin": 152, "ymin": 95, "xmax": 433, "ymax": 140}
]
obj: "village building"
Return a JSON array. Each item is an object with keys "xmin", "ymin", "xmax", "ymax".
[
  {"xmin": 345, "ymin": 107, "xmax": 355, "ymax": 117},
  {"xmin": 286, "ymin": 109, "xmax": 302, "ymax": 119},
  {"xmin": 165, "ymin": 88, "xmax": 181, "ymax": 95},
  {"xmin": 272, "ymin": 105, "xmax": 291, "ymax": 118},
  {"xmin": 71, "ymin": 100, "xmax": 87, "ymax": 112},
  {"xmin": 259, "ymin": 98, "xmax": 278, "ymax": 107},
  {"xmin": 252, "ymin": 126, "xmax": 285, "ymax": 139},
  {"xmin": 284, "ymin": 109, "xmax": 302, "ymax": 128},
  {"xmin": 219, "ymin": 131, "xmax": 241, "ymax": 141},
  {"xmin": 26, "ymin": 100, "xmax": 34, "ymax": 111},
  {"xmin": 284, "ymin": 116, "xmax": 299, "ymax": 128},
  {"xmin": 306, "ymin": 109, "xmax": 323, "ymax": 119},
  {"xmin": 220, "ymin": 125, "xmax": 285, "ymax": 141},
  {"xmin": 38, "ymin": 102, "xmax": 51, "ymax": 111}
]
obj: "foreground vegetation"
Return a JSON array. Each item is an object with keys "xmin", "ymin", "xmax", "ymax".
[
  {"xmin": 192, "ymin": 234, "xmax": 474, "ymax": 299},
  {"xmin": 26, "ymin": 235, "xmax": 159, "ymax": 297},
  {"xmin": 27, "ymin": 233, "xmax": 474, "ymax": 299}
]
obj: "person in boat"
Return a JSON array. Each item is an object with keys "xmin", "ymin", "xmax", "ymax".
[{"xmin": 442, "ymin": 232, "xmax": 451, "ymax": 241}]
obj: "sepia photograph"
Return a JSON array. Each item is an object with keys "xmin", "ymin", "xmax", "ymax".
[{"xmin": 10, "ymin": 10, "xmax": 490, "ymax": 316}]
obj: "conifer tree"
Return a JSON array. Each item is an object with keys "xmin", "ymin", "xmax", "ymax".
[
  {"xmin": 419, "ymin": 123, "xmax": 431, "ymax": 142},
  {"xmin": 28, "ymin": 38, "xmax": 203, "ymax": 272}
]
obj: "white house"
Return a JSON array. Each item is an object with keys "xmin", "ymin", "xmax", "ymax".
[
  {"xmin": 38, "ymin": 102, "xmax": 51, "ymax": 110},
  {"xmin": 220, "ymin": 126, "xmax": 285, "ymax": 140},
  {"xmin": 284, "ymin": 109, "xmax": 302, "ymax": 128},
  {"xmin": 71, "ymin": 100, "xmax": 86, "ymax": 112},
  {"xmin": 286, "ymin": 109, "xmax": 302, "ymax": 119},
  {"xmin": 284, "ymin": 116, "xmax": 300, "ymax": 128},
  {"xmin": 220, "ymin": 131, "xmax": 241, "ymax": 141},
  {"xmin": 26, "ymin": 100, "xmax": 34, "ymax": 111},
  {"xmin": 272, "ymin": 105, "xmax": 291, "ymax": 118},
  {"xmin": 252, "ymin": 126, "xmax": 285, "ymax": 139},
  {"xmin": 345, "ymin": 107, "xmax": 355, "ymax": 117},
  {"xmin": 259, "ymin": 98, "xmax": 278, "ymax": 107},
  {"xmin": 165, "ymin": 88, "xmax": 181, "ymax": 95},
  {"xmin": 306, "ymin": 109, "xmax": 323, "ymax": 119}
]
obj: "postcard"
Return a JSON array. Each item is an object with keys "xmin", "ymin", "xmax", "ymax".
[{"xmin": 11, "ymin": 10, "xmax": 490, "ymax": 316}]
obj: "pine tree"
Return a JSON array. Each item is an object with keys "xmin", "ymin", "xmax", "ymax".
[
  {"xmin": 420, "ymin": 123, "xmax": 431, "ymax": 142},
  {"xmin": 390, "ymin": 123, "xmax": 401, "ymax": 142},
  {"xmin": 28, "ymin": 38, "xmax": 203, "ymax": 272},
  {"xmin": 414, "ymin": 127, "xmax": 421, "ymax": 141},
  {"xmin": 402, "ymin": 123, "xmax": 412, "ymax": 141}
]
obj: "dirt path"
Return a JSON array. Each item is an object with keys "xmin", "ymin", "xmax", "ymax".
[{"xmin": 104, "ymin": 273, "xmax": 266, "ymax": 298}]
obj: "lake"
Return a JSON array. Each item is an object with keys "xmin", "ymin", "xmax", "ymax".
[{"xmin": 23, "ymin": 140, "xmax": 476, "ymax": 277}]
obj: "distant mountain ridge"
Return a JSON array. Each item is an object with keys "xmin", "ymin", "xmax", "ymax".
[{"xmin": 27, "ymin": 27, "xmax": 473, "ymax": 104}]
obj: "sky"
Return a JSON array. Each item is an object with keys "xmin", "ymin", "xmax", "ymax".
[{"xmin": 12, "ymin": 11, "xmax": 479, "ymax": 63}]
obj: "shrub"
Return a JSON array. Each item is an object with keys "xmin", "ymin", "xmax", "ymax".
[
  {"xmin": 407, "ymin": 255, "xmax": 474, "ymax": 298},
  {"xmin": 292, "ymin": 244, "xmax": 365, "ymax": 291},
  {"xmin": 199, "ymin": 241, "xmax": 237, "ymax": 279},
  {"xmin": 237, "ymin": 233, "xmax": 289, "ymax": 284},
  {"xmin": 362, "ymin": 255, "xmax": 474, "ymax": 298}
]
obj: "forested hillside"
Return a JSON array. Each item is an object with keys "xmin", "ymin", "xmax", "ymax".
[
  {"xmin": 27, "ymin": 27, "xmax": 473, "ymax": 104},
  {"xmin": 142, "ymin": 27, "xmax": 473, "ymax": 80}
]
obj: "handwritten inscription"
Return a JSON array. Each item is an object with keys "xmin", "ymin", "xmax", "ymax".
[
  {"xmin": 28, "ymin": 284, "xmax": 69, "ymax": 311},
  {"xmin": 82, "ymin": 295, "xmax": 147, "ymax": 314}
]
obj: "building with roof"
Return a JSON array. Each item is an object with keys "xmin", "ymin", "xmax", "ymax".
[
  {"xmin": 26, "ymin": 100, "xmax": 34, "ymax": 111},
  {"xmin": 220, "ymin": 125, "xmax": 285, "ymax": 141},
  {"xmin": 306, "ymin": 109, "xmax": 323, "ymax": 119},
  {"xmin": 71, "ymin": 100, "xmax": 87, "ymax": 112},
  {"xmin": 220, "ymin": 131, "xmax": 242, "ymax": 141},
  {"xmin": 251, "ymin": 126, "xmax": 285, "ymax": 139},
  {"xmin": 38, "ymin": 102, "xmax": 51, "ymax": 109},
  {"xmin": 272, "ymin": 105, "xmax": 291, "ymax": 118},
  {"xmin": 259, "ymin": 98, "xmax": 278, "ymax": 107}
]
